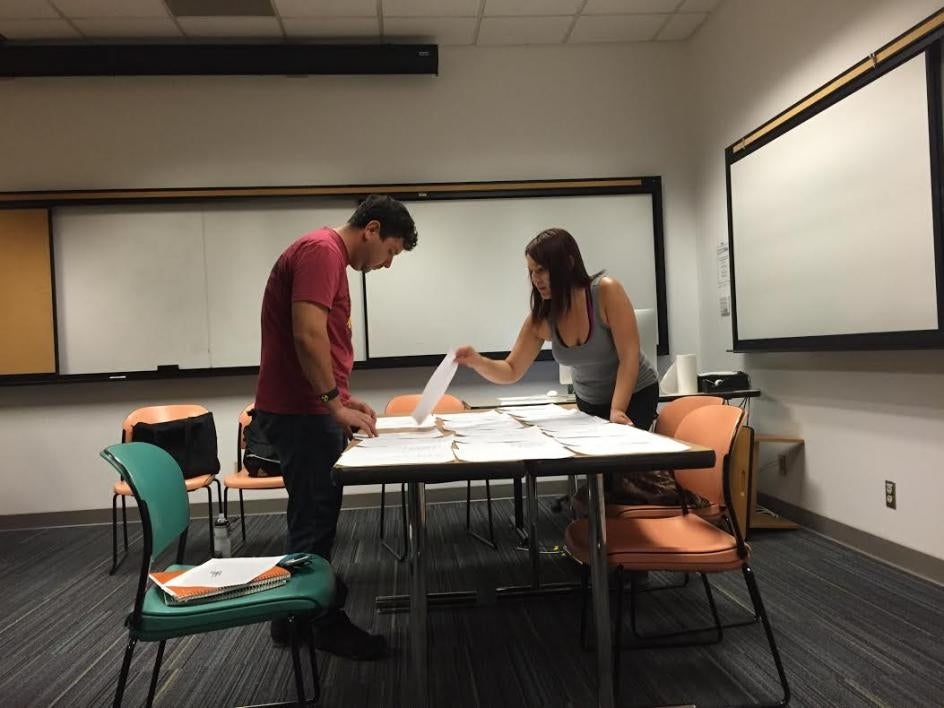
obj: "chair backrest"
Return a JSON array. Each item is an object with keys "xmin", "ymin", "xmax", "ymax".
[
  {"xmin": 122, "ymin": 404, "xmax": 211, "ymax": 443},
  {"xmin": 654, "ymin": 395, "xmax": 724, "ymax": 437},
  {"xmin": 236, "ymin": 402, "xmax": 254, "ymax": 470},
  {"xmin": 384, "ymin": 393, "xmax": 465, "ymax": 415},
  {"xmin": 671, "ymin": 404, "xmax": 744, "ymax": 506},
  {"xmin": 101, "ymin": 442, "xmax": 190, "ymax": 559}
]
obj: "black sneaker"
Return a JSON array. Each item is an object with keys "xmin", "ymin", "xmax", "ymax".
[
  {"xmin": 270, "ymin": 617, "xmax": 312, "ymax": 647},
  {"xmin": 313, "ymin": 611, "xmax": 387, "ymax": 660}
]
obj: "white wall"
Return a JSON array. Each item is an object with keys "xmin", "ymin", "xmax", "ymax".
[
  {"xmin": 689, "ymin": 0, "xmax": 944, "ymax": 560},
  {"xmin": 0, "ymin": 43, "xmax": 699, "ymax": 516}
]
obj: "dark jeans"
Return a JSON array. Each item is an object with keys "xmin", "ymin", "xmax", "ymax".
[
  {"xmin": 253, "ymin": 411, "xmax": 347, "ymax": 561},
  {"xmin": 574, "ymin": 381, "xmax": 660, "ymax": 431},
  {"xmin": 575, "ymin": 382, "xmax": 661, "ymax": 494}
]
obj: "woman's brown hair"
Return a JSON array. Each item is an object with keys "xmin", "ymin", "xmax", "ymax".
[{"xmin": 525, "ymin": 228, "xmax": 600, "ymax": 324}]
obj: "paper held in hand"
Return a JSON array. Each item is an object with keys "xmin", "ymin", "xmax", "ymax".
[{"xmin": 411, "ymin": 348, "xmax": 459, "ymax": 423}]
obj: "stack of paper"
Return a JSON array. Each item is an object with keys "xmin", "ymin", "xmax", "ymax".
[
  {"xmin": 149, "ymin": 556, "xmax": 290, "ymax": 605},
  {"xmin": 453, "ymin": 438, "xmax": 573, "ymax": 462},
  {"xmin": 336, "ymin": 438, "xmax": 456, "ymax": 467},
  {"xmin": 499, "ymin": 404, "xmax": 578, "ymax": 423},
  {"xmin": 375, "ymin": 415, "xmax": 436, "ymax": 431}
]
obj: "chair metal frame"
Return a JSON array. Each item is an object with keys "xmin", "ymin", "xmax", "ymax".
[{"xmin": 103, "ymin": 444, "xmax": 321, "ymax": 708}]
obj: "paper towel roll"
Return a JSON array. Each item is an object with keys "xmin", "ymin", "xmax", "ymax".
[{"xmin": 676, "ymin": 354, "xmax": 698, "ymax": 395}]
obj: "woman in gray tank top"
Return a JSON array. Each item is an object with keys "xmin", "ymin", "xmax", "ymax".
[{"xmin": 456, "ymin": 228, "xmax": 674, "ymax": 505}]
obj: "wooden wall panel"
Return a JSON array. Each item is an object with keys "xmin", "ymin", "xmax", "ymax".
[{"xmin": 0, "ymin": 209, "xmax": 55, "ymax": 375}]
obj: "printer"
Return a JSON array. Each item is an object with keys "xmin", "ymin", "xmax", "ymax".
[{"xmin": 697, "ymin": 370, "xmax": 751, "ymax": 393}]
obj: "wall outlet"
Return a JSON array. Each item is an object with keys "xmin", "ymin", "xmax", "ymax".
[{"xmin": 885, "ymin": 480, "xmax": 896, "ymax": 509}]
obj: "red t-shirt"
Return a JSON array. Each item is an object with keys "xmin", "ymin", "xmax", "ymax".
[{"xmin": 255, "ymin": 227, "xmax": 353, "ymax": 414}]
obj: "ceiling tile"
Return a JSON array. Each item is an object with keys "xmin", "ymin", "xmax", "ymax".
[
  {"xmin": 483, "ymin": 0, "xmax": 581, "ymax": 16},
  {"xmin": 283, "ymin": 16, "xmax": 380, "ymax": 38},
  {"xmin": 275, "ymin": 0, "xmax": 377, "ymax": 18},
  {"xmin": 570, "ymin": 13, "xmax": 666, "ymax": 42},
  {"xmin": 51, "ymin": 0, "xmax": 170, "ymax": 18},
  {"xmin": 477, "ymin": 16, "xmax": 570, "ymax": 45},
  {"xmin": 583, "ymin": 0, "xmax": 680, "ymax": 14},
  {"xmin": 0, "ymin": 1, "xmax": 59, "ymax": 19},
  {"xmin": 382, "ymin": 0, "xmax": 479, "ymax": 18},
  {"xmin": 0, "ymin": 18, "xmax": 80, "ymax": 38},
  {"xmin": 72, "ymin": 17, "xmax": 182, "ymax": 37},
  {"xmin": 678, "ymin": 0, "xmax": 718, "ymax": 11},
  {"xmin": 383, "ymin": 17, "xmax": 476, "ymax": 45},
  {"xmin": 656, "ymin": 11, "xmax": 705, "ymax": 40},
  {"xmin": 178, "ymin": 16, "xmax": 282, "ymax": 37}
]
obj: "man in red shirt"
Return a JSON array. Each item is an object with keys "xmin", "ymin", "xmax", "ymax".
[{"xmin": 254, "ymin": 194, "xmax": 417, "ymax": 659}]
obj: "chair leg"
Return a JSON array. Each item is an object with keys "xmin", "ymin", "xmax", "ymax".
[
  {"xmin": 743, "ymin": 564, "xmax": 791, "ymax": 706},
  {"xmin": 213, "ymin": 478, "xmax": 223, "ymax": 514},
  {"xmin": 239, "ymin": 490, "xmax": 247, "ymax": 543},
  {"xmin": 121, "ymin": 495, "xmax": 129, "ymax": 550},
  {"xmin": 305, "ymin": 617, "xmax": 321, "ymax": 704},
  {"xmin": 465, "ymin": 480, "xmax": 498, "ymax": 550},
  {"xmin": 207, "ymin": 485, "xmax": 215, "ymax": 557},
  {"xmin": 145, "ymin": 640, "xmax": 166, "ymax": 708},
  {"xmin": 289, "ymin": 617, "xmax": 306, "ymax": 704},
  {"xmin": 613, "ymin": 566, "xmax": 624, "ymax": 700},
  {"xmin": 579, "ymin": 564, "xmax": 591, "ymax": 650},
  {"xmin": 700, "ymin": 573, "xmax": 724, "ymax": 643},
  {"xmin": 113, "ymin": 636, "xmax": 137, "ymax": 708},
  {"xmin": 379, "ymin": 482, "xmax": 387, "ymax": 537},
  {"xmin": 111, "ymin": 494, "xmax": 119, "ymax": 575},
  {"xmin": 380, "ymin": 483, "xmax": 407, "ymax": 561}
]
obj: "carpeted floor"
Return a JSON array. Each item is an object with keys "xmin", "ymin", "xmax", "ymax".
[{"xmin": 0, "ymin": 497, "xmax": 941, "ymax": 707}]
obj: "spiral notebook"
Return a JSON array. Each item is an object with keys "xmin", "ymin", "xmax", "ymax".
[{"xmin": 149, "ymin": 565, "xmax": 290, "ymax": 606}]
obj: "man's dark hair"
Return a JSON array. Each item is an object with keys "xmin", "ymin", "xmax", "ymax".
[
  {"xmin": 525, "ymin": 227, "xmax": 601, "ymax": 324},
  {"xmin": 348, "ymin": 194, "xmax": 418, "ymax": 250}
]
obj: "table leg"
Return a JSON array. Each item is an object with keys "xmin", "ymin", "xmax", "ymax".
[
  {"xmin": 513, "ymin": 475, "xmax": 527, "ymax": 544},
  {"xmin": 587, "ymin": 472, "xmax": 615, "ymax": 708},
  {"xmin": 406, "ymin": 481, "xmax": 428, "ymax": 708},
  {"xmin": 527, "ymin": 472, "xmax": 540, "ymax": 589}
]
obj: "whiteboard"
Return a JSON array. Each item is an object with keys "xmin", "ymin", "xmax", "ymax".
[
  {"xmin": 202, "ymin": 200, "xmax": 365, "ymax": 367},
  {"xmin": 730, "ymin": 54, "xmax": 937, "ymax": 343},
  {"xmin": 54, "ymin": 206, "xmax": 211, "ymax": 374},
  {"xmin": 365, "ymin": 194, "xmax": 657, "ymax": 358},
  {"xmin": 54, "ymin": 200, "xmax": 366, "ymax": 375}
]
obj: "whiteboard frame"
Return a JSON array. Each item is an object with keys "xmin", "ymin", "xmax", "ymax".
[
  {"xmin": 0, "ymin": 176, "xmax": 668, "ymax": 384},
  {"xmin": 725, "ymin": 39, "xmax": 944, "ymax": 352}
]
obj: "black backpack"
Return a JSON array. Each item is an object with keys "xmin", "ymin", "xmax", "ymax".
[
  {"xmin": 131, "ymin": 412, "xmax": 221, "ymax": 479},
  {"xmin": 242, "ymin": 413, "xmax": 281, "ymax": 478}
]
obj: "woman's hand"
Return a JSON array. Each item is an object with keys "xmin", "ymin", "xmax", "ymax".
[
  {"xmin": 610, "ymin": 409, "xmax": 635, "ymax": 426},
  {"xmin": 454, "ymin": 345, "xmax": 480, "ymax": 369}
]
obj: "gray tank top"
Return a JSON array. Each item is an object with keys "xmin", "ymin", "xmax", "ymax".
[{"xmin": 549, "ymin": 276, "xmax": 658, "ymax": 406}]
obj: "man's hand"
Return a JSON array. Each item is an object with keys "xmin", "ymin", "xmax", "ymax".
[
  {"xmin": 331, "ymin": 405, "xmax": 378, "ymax": 438},
  {"xmin": 345, "ymin": 396, "xmax": 377, "ymax": 421},
  {"xmin": 610, "ymin": 409, "xmax": 635, "ymax": 426}
]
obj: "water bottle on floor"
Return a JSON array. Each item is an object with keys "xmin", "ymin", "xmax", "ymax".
[{"xmin": 214, "ymin": 513, "xmax": 232, "ymax": 558}]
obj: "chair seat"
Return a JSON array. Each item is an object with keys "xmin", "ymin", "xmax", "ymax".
[
  {"xmin": 132, "ymin": 558, "xmax": 336, "ymax": 641},
  {"xmin": 564, "ymin": 514, "xmax": 748, "ymax": 572},
  {"xmin": 113, "ymin": 474, "xmax": 214, "ymax": 496},
  {"xmin": 571, "ymin": 491, "xmax": 722, "ymax": 522},
  {"xmin": 224, "ymin": 469, "xmax": 285, "ymax": 490}
]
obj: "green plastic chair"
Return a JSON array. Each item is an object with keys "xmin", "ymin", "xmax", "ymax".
[{"xmin": 102, "ymin": 442, "xmax": 335, "ymax": 707}]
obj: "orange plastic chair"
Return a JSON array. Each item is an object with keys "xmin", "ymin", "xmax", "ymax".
[
  {"xmin": 570, "ymin": 395, "xmax": 725, "ymax": 519},
  {"xmin": 563, "ymin": 406, "xmax": 790, "ymax": 705},
  {"xmin": 222, "ymin": 403, "xmax": 285, "ymax": 544},
  {"xmin": 110, "ymin": 404, "xmax": 221, "ymax": 574},
  {"xmin": 378, "ymin": 394, "xmax": 496, "ymax": 560}
]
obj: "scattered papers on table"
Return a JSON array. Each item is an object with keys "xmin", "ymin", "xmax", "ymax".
[
  {"xmin": 454, "ymin": 439, "xmax": 574, "ymax": 462},
  {"xmin": 336, "ymin": 438, "xmax": 456, "ymax": 467},
  {"xmin": 375, "ymin": 415, "xmax": 437, "ymax": 431},
  {"xmin": 499, "ymin": 404, "xmax": 578, "ymax": 423},
  {"xmin": 561, "ymin": 433, "xmax": 690, "ymax": 456},
  {"xmin": 354, "ymin": 429, "xmax": 444, "ymax": 445}
]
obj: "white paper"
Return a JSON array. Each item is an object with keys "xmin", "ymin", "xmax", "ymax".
[
  {"xmin": 375, "ymin": 415, "xmax": 436, "ymax": 431},
  {"xmin": 659, "ymin": 360, "xmax": 678, "ymax": 395},
  {"xmin": 454, "ymin": 440, "xmax": 574, "ymax": 462},
  {"xmin": 564, "ymin": 434, "xmax": 689, "ymax": 456},
  {"xmin": 435, "ymin": 410, "xmax": 506, "ymax": 424},
  {"xmin": 500, "ymin": 404, "xmax": 577, "ymax": 422},
  {"xmin": 354, "ymin": 429, "xmax": 443, "ymax": 441},
  {"xmin": 167, "ymin": 556, "xmax": 287, "ymax": 589},
  {"xmin": 336, "ymin": 439, "xmax": 456, "ymax": 467},
  {"xmin": 452, "ymin": 426, "xmax": 549, "ymax": 443},
  {"xmin": 412, "ymin": 349, "xmax": 459, "ymax": 424}
]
